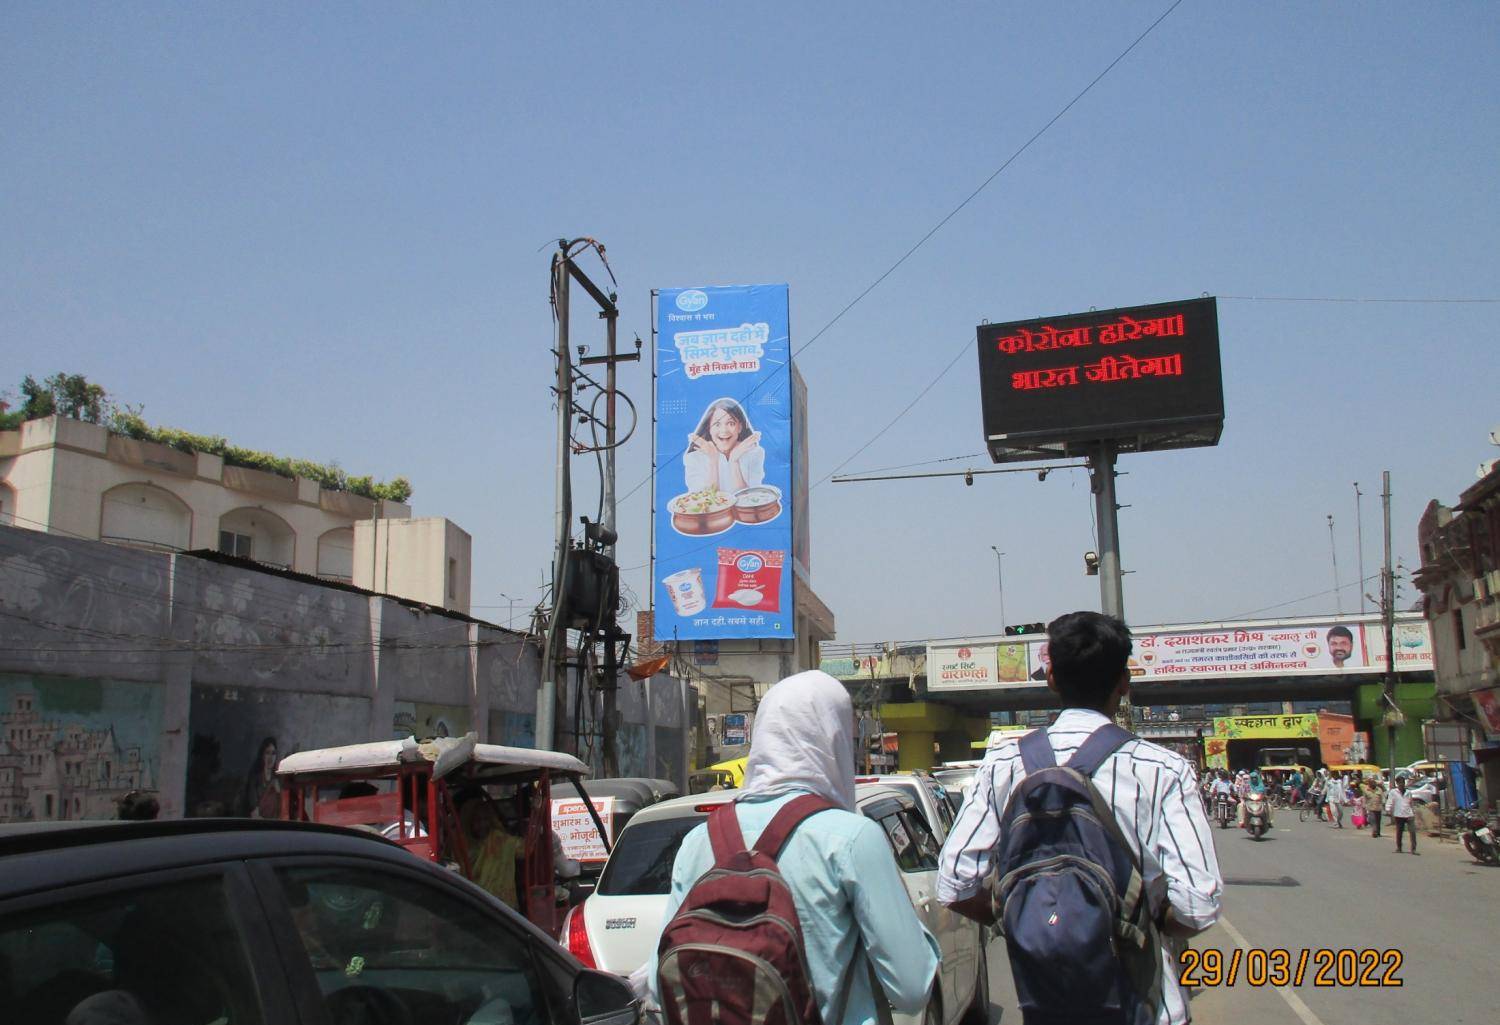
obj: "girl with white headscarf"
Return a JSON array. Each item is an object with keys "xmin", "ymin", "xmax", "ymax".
[{"xmin": 646, "ymin": 670, "xmax": 939, "ymax": 1024}]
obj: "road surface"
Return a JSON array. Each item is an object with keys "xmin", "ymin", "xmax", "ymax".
[{"xmin": 979, "ymin": 808, "xmax": 1494, "ymax": 1024}]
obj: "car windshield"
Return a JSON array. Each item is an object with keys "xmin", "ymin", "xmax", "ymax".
[{"xmin": 596, "ymin": 815, "xmax": 705, "ymax": 896}]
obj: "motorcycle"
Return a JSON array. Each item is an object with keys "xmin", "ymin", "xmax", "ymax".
[
  {"xmin": 1461, "ymin": 813, "xmax": 1500, "ymax": 866},
  {"xmin": 1243, "ymin": 792, "xmax": 1270, "ymax": 840},
  {"xmin": 1214, "ymin": 793, "xmax": 1237, "ymax": 830}
]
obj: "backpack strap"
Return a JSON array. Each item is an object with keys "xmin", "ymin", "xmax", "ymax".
[
  {"xmin": 1064, "ymin": 722, "xmax": 1135, "ymax": 777},
  {"xmin": 1018, "ymin": 726, "xmax": 1057, "ymax": 773},
  {"xmin": 753, "ymin": 793, "xmax": 836, "ymax": 860},
  {"xmin": 706, "ymin": 793, "xmax": 835, "ymax": 866},
  {"xmin": 706, "ymin": 802, "xmax": 748, "ymax": 865}
]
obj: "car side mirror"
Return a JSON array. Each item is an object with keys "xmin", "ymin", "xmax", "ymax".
[{"xmin": 574, "ymin": 968, "xmax": 639, "ymax": 1025}]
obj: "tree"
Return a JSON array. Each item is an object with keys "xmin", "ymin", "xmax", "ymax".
[{"xmin": 18, "ymin": 373, "xmax": 108, "ymax": 423}]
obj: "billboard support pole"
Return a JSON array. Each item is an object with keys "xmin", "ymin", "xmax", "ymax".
[{"xmin": 1090, "ymin": 440, "xmax": 1132, "ymax": 730}]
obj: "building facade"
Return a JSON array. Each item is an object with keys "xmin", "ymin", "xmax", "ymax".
[
  {"xmin": 1, "ymin": 414, "xmax": 470, "ymax": 615},
  {"xmin": 1414, "ymin": 457, "xmax": 1500, "ymax": 805}
]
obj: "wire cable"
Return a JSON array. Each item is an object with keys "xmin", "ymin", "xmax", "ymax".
[
  {"xmin": 614, "ymin": 0, "xmax": 1189, "ymax": 512},
  {"xmin": 1219, "ymin": 294, "xmax": 1500, "ymax": 304},
  {"xmin": 812, "ymin": 334, "xmax": 975, "ymax": 488},
  {"xmin": 790, "ymin": 0, "xmax": 1188, "ymax": 364}
]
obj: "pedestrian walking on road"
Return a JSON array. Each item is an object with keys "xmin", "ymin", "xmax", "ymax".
[
  {"xmin": 1385, "ymin": 775, "xmax": 1419, "ymax": 854},
  {"xmin": 1363, "ymin": 776, "xmax": 1386, "ymax": 838},
  {"xmin": 1325, "ymin": 772, "xmax": 1346, "ymax": 828},
  {"xmin": 938, "ymin": 611, "xmax": 1223, "ymax": 1025},
  {"xmin": 645, "ymin": 670, "xmax": 940, "ymax": 1025}
]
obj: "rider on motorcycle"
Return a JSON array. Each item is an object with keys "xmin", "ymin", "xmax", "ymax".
[
  {"xmin": 1239, "ymin": 770, "xmax": 1274, "ymax": 828},
  {"xmin": 1210, "ymin": 771, "xmax": 1236, "ymax": 823}
]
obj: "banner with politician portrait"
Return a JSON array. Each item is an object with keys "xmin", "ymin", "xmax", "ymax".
[{"xmin": 653, "ymin": 284, "xmax": 795, "ymax": 640}]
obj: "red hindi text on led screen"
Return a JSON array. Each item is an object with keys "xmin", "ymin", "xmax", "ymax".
[{"xmin": 975, "ymin": 297, "xmax": 1223, "ymax": 458}]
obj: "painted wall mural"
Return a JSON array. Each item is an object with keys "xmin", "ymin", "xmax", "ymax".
[
  {"xmin": 392, "ymin": 701, "xmax": 471, "ymax": 740},
  {"xmin": 185, "ymin": 685, "xmax": 369, "ymax": 818},
  {"xmin": 0, "ymin": 674, "xmax": 163, "ymax": 823}
]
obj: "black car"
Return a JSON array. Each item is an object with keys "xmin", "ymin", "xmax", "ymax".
[{"xmin": 0, "ymin": 818, "xmax": 640, "ymax": 1025}]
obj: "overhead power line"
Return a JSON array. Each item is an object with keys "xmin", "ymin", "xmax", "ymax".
[
  {"xmin": 615, "ymin": 0, "xmax": 1189, "ymax": 512},
  {"xmin": 1220, "ymin": 295, "xmax": 1500, "ymax": 304}
]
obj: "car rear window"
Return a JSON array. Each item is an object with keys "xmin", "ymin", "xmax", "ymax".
[{"xmin": 596, "ymin": 815, "xmax": 705, "ymax": 896}]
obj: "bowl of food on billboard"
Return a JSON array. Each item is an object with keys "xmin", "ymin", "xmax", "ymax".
[
  {"xmin": 731, "ymin": 484, "xmax": 782, "ymax": 524},
  {"xmin": 668, "ymin": 488, "xmax": 736, "ymax": 535}
]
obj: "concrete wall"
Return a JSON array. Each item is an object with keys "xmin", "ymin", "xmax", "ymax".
[{"xmin": 0, "ymin": 523, "xmax": 691, "ymax": 823}]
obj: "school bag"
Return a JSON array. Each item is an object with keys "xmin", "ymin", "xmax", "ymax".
[
  {"xmin": 656, "ymin": 794, "xmax": 848, "ymax": 1025},
  {"xmin": 993, "ymin": 723, "xmax": 1163, "ymax": 1025}
]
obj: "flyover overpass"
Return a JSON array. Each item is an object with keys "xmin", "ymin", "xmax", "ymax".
[{"xmin": 820, "ymin": 612, "xmax": 1436, "ymax": 767}]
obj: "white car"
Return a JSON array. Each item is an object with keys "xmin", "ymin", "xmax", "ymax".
[
  {"xmin": 854, "ymin": 772, "xmax": 959, "ymax": 843},
  {"xmin": 561, "ymin": 785, "xmax": 988, "ymax": 1025}
]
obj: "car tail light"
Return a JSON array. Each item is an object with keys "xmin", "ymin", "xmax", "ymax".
[{"xmin": 562, "ymin": 905, "xmax": 597, "ymax": 969}]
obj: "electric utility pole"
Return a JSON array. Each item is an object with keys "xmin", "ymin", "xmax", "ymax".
[
  {"xmin": 575, "ymin": 254, "xmax": 639, "ymax": 776},
  {"xmin": 1382, "ymin": 470, "xmax": 1398, "ymax": 776},
  {"xmin": 539, "ymin": 239, "xmax": 638, "ymax": 772}
]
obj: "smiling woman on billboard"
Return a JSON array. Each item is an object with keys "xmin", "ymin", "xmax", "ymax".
[{"xmin": 684, "ymin": 397, "xmax": 764, "ymax": 492}]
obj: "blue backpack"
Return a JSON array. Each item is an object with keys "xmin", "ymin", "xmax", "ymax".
[{"xmin": 994, "ymin": 724, "xmax": 1163, "ymax": 1025}]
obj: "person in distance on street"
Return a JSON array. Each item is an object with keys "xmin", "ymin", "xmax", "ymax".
[
  {"xmin": 644, "ymin": 670, "xmax": 940, "ymax": 1024},
  {"xmin": 937, "ymin": 611, "xmax": 1223, "ymax": 1025},
  {"xmin": 1385, "ymin": 775, "xmax": 1419, "ymax": 854}
]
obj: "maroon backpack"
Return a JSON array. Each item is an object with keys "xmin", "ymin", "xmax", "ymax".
[{"xmin": 656, "ymin": 794, "xmax": 837, "ymax": 1025}]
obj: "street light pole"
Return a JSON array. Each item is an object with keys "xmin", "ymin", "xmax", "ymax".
[
  {"xmin": 498, "ymin": 592, "xmax": 521, "ymax": 630},
  {"xmin": 1354, "ymin": 482, "xmax": 1367, "ymax": 613},
  {"xmin": 989, "ymin": 547, "xmax": 1007, "ymax": 634}
]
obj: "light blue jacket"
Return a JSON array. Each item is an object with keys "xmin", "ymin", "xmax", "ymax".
[{"xmin": 647, "ymin": 791, "xmax": 940, "ymax": 1025}]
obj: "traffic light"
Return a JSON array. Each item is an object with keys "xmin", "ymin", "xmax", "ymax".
[{"xmin": 1004, "ymin": 622, "xmax": 1045, "ymax": 637}]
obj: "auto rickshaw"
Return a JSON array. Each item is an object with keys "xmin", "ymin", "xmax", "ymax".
[
  {"xmin": 552, "ymin": 777, "xmax": 681, "ymax": 898},
  {"xmin": 1327, "ymin": 763, "xmax": 1383, "ymax": 778},
  {"xmin": 686, "ymin": 756, "xmax": 747, "ymax": 794},
  {"xmin": 277, "ymin": 733, "xmax": 608, "ymax": 936}
]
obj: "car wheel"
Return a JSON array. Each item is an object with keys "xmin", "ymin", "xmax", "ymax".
[{"xmin": 960, "ymin": 941, "xmax": 990, "ymax": 1025}]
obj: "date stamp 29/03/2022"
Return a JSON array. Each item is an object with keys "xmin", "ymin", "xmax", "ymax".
[{"xmin": 1179, "ymin": 948, "xmax": 1404, "ymax": 988}]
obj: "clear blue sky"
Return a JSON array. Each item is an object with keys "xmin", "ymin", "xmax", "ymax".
[{"xmin": 5, "ymin": 2, "xmax": 1497, "ymax": 642}]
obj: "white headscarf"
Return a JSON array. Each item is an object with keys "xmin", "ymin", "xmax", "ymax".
[{"xmin": 740, "ymin": 670, "xmax": 857, "ymax": 811}]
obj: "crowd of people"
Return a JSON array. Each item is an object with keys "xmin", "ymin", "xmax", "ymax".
[{"xmin": 1197, "ymin": 763, "xmax": 1434, "ymax": 853}]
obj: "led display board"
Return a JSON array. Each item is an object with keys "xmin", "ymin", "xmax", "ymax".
[{"xmin": 976, "ymin": 297, "xmax": 1224, "ymax": 462}]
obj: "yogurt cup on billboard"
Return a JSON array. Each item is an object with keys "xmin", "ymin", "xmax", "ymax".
[{"xmin": 663, "ymin": 568, "xmax": 707, "ymax": 616}]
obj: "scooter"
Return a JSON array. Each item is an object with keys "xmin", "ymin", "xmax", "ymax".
[
  {"xmin": 1243, "ymin": 792, "xmax": 1270, "ymax": 840},
  {"xmin": 1461, "ymin": 813, "xmax": 1500, "ymax": 866},
  {"xmin": 1214, "ymin": 793, "xmax": 1237, "ymax": 830}
]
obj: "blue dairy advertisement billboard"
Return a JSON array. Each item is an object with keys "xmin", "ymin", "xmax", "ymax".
[{"xmin": 654, "ymin": 284, "xmax": 795, "ymax": 641}]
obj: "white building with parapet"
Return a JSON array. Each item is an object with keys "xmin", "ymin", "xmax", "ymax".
[{"xmin": 0, "ymin": 414, "xmax": 470, "ymax": 614}]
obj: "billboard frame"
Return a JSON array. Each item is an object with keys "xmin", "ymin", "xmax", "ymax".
[{"xmin": 977, "ymin": 297, "xmax": 1225, "ymax": 465}]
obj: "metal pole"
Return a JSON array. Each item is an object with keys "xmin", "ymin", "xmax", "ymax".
[
  {"xmin": 1382, "ymin": 470, "xmax": 1397, "ymax": 776},
  {"xmin": 990, "ymin": 546, "xmax": 1007, "ymax": 633},
  {"xmin": 538, "ymin": 247, "xmax": 573, "ymax": 751},
  {"xmin": 1327, "ymin": 514, "xmax": 1343, "ymax": 615},
  {"xmin": 1354, "ymin": 482, "xmax": 1367, "ymax": 613},
  {"xmin": 1090, "ymin": 440, "xmax": 1130, "ymax": 730},
  {"xmin": 600, "ymin": 283, "xmax": 621, "ymax": 777},
  {"xmin": 1092, "ymin": 441, "xmax": 1124, "ymax": 620}
]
